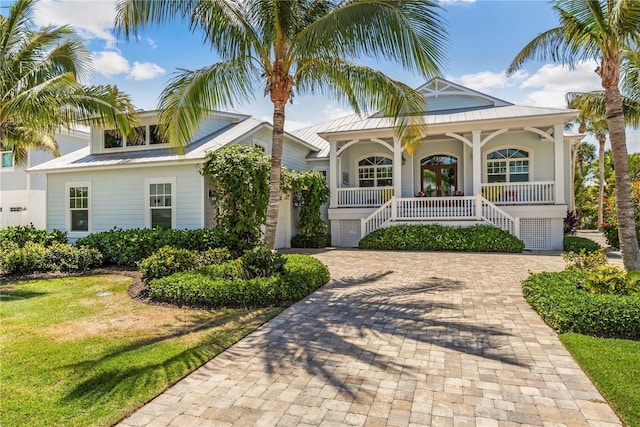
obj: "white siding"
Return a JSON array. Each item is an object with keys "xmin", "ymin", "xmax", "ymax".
[
  {"xmin": 425, "ymin": 94, "xmax": 494, "ymax": 112},
  {"xmin": 483, "ymin": 131, "xmax": 554, "ymax": 182},
  {"xmin": 47, "ymin": 165, "xmax": 203, "ymax": 236}
]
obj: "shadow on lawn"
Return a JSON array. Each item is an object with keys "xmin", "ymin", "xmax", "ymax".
[
  {"xmin": 251, "ymin": 270, "xmax": 527, "ymax": 398},
  {"xmin": 0, "ymin": 286, "xmax": 48, "ymax": 302}
]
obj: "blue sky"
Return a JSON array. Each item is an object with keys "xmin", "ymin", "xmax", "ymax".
[{"xmin": 8, "ymin": 0, "xmax": 640, "ymax": 148}]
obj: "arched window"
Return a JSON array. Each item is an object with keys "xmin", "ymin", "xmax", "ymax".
[
  {"xmin": 358, "ymin": 156, "xmax": 393, "ymax": 187},
  {"xmin": 486, "ymin": 148, "xmax": 529, "ymax": 183},
  {"xmin": 421, "ymin": 155, "xmax": 457, "ymax": 166}
]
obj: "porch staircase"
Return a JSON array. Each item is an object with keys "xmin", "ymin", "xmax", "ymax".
[{"xmin": 361, "ymin": 195, "xmax": 520, "ymax": 239}]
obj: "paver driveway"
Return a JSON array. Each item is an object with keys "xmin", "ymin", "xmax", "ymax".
[{"xmin": 119, "ymin": 250, "xmax": 621, "ymax": 427}]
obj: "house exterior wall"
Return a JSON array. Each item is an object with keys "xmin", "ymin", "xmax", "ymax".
[
  {"xmin": 47, "ymin": 164, "xmax": 203, "ymax": 241},
  {"xmin": 481, "ymin": 131, "xmax": 554, "ymax": 182},
  {"xmin": 1, "ymin": 132, "xmax": 88, "ymax": 228},
  {"xmin": 425, "ymin": 94, "xmax": 494, "ymax": 111},
  {"xmin": 410, "ymin": 139, "xmax": 466, "ymax": 197}
]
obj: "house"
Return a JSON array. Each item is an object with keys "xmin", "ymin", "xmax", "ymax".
[
  {"xmin": 0, "ymin": 129, "xmax": 89, "ymax": 228},
  {"xmin": 27, "ymin": 78, "xmax": 582, "ymax": 251},
  {"xmin": 292, "ymin": 78, "xmax": 582, "ymax": 250},
  {"xmin": 27, "ymin": 110, "xmax": 322, "ymax": 248}
]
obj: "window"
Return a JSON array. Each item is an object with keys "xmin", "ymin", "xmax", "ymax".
[
  {"xmin": 68, "ymin": 184, "xmax": 90, "ymax": 232},
  {"xmin": 1, "ymin": 151, "xmax": 14, "ymax": 169},
  {"xmin": 358, "ymin": 156, "xmax": 393, "ymax": 187},
  {"xmin": 486, "ymin": 148, "xmax": 530, "ymax": 183},
  {"xmin": 104, "ymin": 125, "xmax": 166, "ymax": 149},
  {"xmin": 146, "ymin": 178, "xmax": 175, "ymax": 229}
]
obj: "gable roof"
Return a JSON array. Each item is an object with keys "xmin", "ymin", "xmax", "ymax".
[
  {"xmin": 416, "ymin": 77, "xmax": 513, "ymax": 110},
  {"xmin": 29, "ymin": 116, "xmax": 320, "ymax": 173}
]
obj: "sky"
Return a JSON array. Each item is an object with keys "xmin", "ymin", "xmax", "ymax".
[{"xmin": 4, "ymin": 0, "xmax": 640, "ymax": 149}]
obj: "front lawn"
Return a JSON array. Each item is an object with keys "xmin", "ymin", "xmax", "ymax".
[
  {"xmin": 0, "ymin": 275, "xmax": 281, "ymax": 427},
  {"xmin": 560, "ymin": 333, "xmax": 640, "ymax": 427}
]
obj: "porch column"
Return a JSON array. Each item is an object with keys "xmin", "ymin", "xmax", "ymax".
[
  {"xmin": 554, "ymin": 124, "xmax": 565, "ymax": 204},
  {"xmin": 329, "ymin": 139, "xmax": 338, "ymax": 207},
  {"xmin": 472, "ymin": 130, "xmax": 482, "ymax": 195},
  {"xmin": 393, "ymin": 136, "xmax": 402, "ymax": 199}
]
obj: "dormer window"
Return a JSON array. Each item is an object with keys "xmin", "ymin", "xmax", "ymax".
[{"xmin": 103, "ymin": 124, "xmax": 166, "ymax": 149}]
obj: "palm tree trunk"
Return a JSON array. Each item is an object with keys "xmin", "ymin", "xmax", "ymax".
[
  {"xmin": 606, "ymin": 85, "xmax": 640, "ymax": 269},
  {"xmin": 264, "ymin": 99, "xmax": 286, "ymax": 249},
  {"xmin": 598, "ymin": 136, "xmax": 605, "ymax": 229}
]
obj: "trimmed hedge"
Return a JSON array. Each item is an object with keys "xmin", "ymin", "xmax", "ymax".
[
  {"xmin": 563, "ymin": 235, "xmax": 601, "ymax": 253},
  {"xmin": 359, "ymin": 224, "xmax": 524, "ymax": 252},
  {"xmin": 291, "ymin": 234, "xmax": 331, "ymax": 248},
  {"xmin": 76, "ymin": 227, "xmax": 238, "ymax": 266},
  {"xmin": 0, "ymin": 225, "xmax": 67, "ymax": 247},
  {"xmin": 522, "ymin": 270, "xmax": 640, "ymax": 339},
  {"xmin": 0, "ymin": 242, "xmax": 102, "ymax": 275},
  {"xmin": 148, "ymin": 254, "xmax": 330, "ymax": 307}
]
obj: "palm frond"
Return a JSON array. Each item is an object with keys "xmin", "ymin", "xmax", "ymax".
[
  {"xmin": 568, "ymin": 90, "xmax": 640, "ymax": 128},
  {"xmin": 158, "ymin": 59, "xmax": 258, "ymax": 152},
  {"xmin": 293, "ymin": 0, "xmax": 447, "ymax": 78},
  {"xmin": 295, "ymin": 57, "xmax": 426, "ymax": 153},
  {"xmin": 1, "ymin": 125, "xmax": 59, "ymax": 166}
]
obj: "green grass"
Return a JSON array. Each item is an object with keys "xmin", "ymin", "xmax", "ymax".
[
  {"xmin": 0, "ymin": 275, "xmax": 281, "ymax": 427},
  {"xmin": 560, "ymin": 333, "xmax": 640, "ymax": 427}
]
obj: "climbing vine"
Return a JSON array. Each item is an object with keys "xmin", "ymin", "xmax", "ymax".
[
  {"xmin": 282, "ymin": 169, "xmax": 330, "ymax": 246},
  {"xmin": 199, "ymin": 145, "xmax": 270, "ymax": 249}
]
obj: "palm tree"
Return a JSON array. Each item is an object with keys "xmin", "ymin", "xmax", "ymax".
[
  {"xmin": 508, "ymin": 0, "xmax": 640, "ymax": 270},
  {"xmin": 114, "ymin": 0, "xmax": 447, "ymax": 248},
  {"xmin": 1, "ymin": 0, "xmax": 138, "ymax": 167}
]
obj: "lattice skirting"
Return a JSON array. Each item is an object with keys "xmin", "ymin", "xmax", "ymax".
[
  {"xmin": 339, "ymin": 220, "xmax": 362, "ymax": 247},
  {"xmin": 520, "ymin": 218, "xmax": 552, "ymax": 250}
]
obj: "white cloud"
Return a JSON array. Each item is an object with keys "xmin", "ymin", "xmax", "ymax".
[
  {"xmin": 146, "ymin": 37, "xmax": 158, "ymax": 49},
  {"xmin": 519, "ymin": 60, "xmax": 601, "ymax": 108},
  {"xmin": 323, "ymin": 104, "xmax": 354, "ymax": 121},
  {"xmin": 91, "ymin": 51, "xmax": 130, "ymax": 77},
  {"xmin": 448, "ymin": 70, "xmax": 528, "ymax": 93},
  {"xmin": 33, "ymin": 0, "xmax": 118, "ymax": 48},
  {"xmin": 128, "ymin": 62, "xmax": 166, "ymax": 80}
]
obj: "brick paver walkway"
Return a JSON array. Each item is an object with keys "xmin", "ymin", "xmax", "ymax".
[{"xmin": 119, "ymin": 250, "xmax": 621, "ymax": 427}]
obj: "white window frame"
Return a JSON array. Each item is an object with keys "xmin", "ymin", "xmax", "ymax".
[
  {"xmin": 65, "ymin": 181, "xmax": 91, "ymax": 236},
  {"xmin": 356, "ymin": 154, "xmax": 394, "ymax": 188},
  {"xmin": 145, "ymin": 177, "xmax": 176, "ymax": 229},
  {"xmin": 1, "ymin": 151, "xmax": 14, "ymax": 171},
  {"xmin": 484, "ymin": 146, "xmax": 532, "ymax": 183}
]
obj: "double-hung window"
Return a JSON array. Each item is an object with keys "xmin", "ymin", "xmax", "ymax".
[
  {"xmin": 146, "ymin": 178, "xmax": 176, "ymax": 229},
  {"xmin": 486, "ymin": 148, "xmax": 530, "ymax": 183},
  {"xmin": 67, "ymin": 183, "xmax": 90, "ymax": 232}
]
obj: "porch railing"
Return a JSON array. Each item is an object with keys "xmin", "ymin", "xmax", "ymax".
[
  {"xmin": 361, "ymin": 198, "xmax": 393, "ymax": 236},
  {"xmin": 337, "ymin": 187, "xmax": 394, "ymax": 207},
  {"xmin": 481, "ymin": 181, "xmax": 555, "ymax": 205},
  {"xmin": 395, "ymin": 196, "xmax": 478, "ymax": 220}
]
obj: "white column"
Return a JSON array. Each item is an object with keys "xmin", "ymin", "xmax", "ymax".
[
  {"xmin": 554, "ymin": 124, "xmax": 565, "ymax": 204},
  {"xmin": 393, "ymin": 136, "xmax": 402, "ymax": 199},
  {"xmin": 472, "ymin": 130, "xmax": 482, "ymax": 195},
  {"xmin": 329, "ymin": 140, "xmax": 338, "ymax": 207}
]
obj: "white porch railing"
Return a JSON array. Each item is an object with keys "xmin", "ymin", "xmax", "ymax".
[
  {"xmin": 337, "ymin": 187, "xmax": 394, "ymax": 207},
  {"xmin": 481, "ymin": 181, "xmax": 555, "ymax": 205},
  {"xmin": 361, "ymin": 198, "xmax": 393, "ymax": 236},
  {"xmin": 395, "ymin": 196, "xmax": 478, "ymax": 220},
  {"xmin": 360, "ymin": 195, "xmax": 520, "ymax": 240}
]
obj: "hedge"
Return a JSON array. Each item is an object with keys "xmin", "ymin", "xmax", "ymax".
[
  {"xmin": 563, "ymin": 235, "xmax": 601, "ymax": 253},
  {"xmin": 148, "ymin": 254, "xmax": 330, "ymax": 307},
  {"xmin": 0, "ymin": 225, "xmax": 67, "ymax": 247},
  {"xmin": 291, "ymin": 234, "xmax": 331, "ymax": 249},
  {"xmin": 75, "ymin": 227, "xmax": 238, "ymax": 266},
  {"xmin": 359, "ymin": 224, "xmax": 524, "ymax": 252},
  {"xmin": 522, "ymin": 270, "xmax": 640, "ymax": 339},
  {"xmin": 0, "ymin": 242, "xmax": 102, "ymax": 275}
]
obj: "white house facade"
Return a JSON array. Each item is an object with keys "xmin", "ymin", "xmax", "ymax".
[
  {"xmin": 293, "ymin": 78, "xmax": 582, "ymax": 250},
  {"xmin": 28, "ymin": 110, "xmax": 322, "ymax": 248},
  {"xmin": 27, "ymin": 78, "xmax": 581, "ymax": 250},
  {"xmin": 0, "ymin": 130, "xmax": 89, "ymax": 229}
]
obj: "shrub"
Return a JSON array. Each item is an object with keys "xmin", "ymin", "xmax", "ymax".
[
  {"xmin": 0, "ymin": 225, "xmax": 67, "ymax": 247},
  {"xmin": 199, "ymin": 247, "xmax": 233, "ymax": 266},
  {"xmin": 76, "ymin": 228, "xmax": 238, "ymax": 266},
  {"xmin": 148, "ymin": 254, "xmax": 330, "ymax": 307},
  {"xmin": 137, "ymin": 246, "xmax": 201, "ymax": 282},
  {"xmin": 582, "ymin": 265, "xmax": 640, "ymax": 296},
  {"xmin": 522, "ymin": 270, "xmax": 640, "ymax": 339},
  {"xmin": 237, "ymin": 247, "xmax": 285, "ymax": 279},
  {"xmin": 291, "ymin": 234, "xmax": 331, "ymax": 248},
  {"xmin": 562, "ymin": 249, "xmax": 608, "ymax": 271},
  {"xmin": 45, "ymin": 243, "xmax": 102, "ymax": 272},
  {"xmin": 0, "ymin": 242, "xmax": 48, "ymax": 274},
  {"xmin": 563, "ymin": 235, "xmax": 601, "ymax": 253},
  {"xmin": 358, "ymin": 224, "xmax": 524, "ymax": 252}
]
